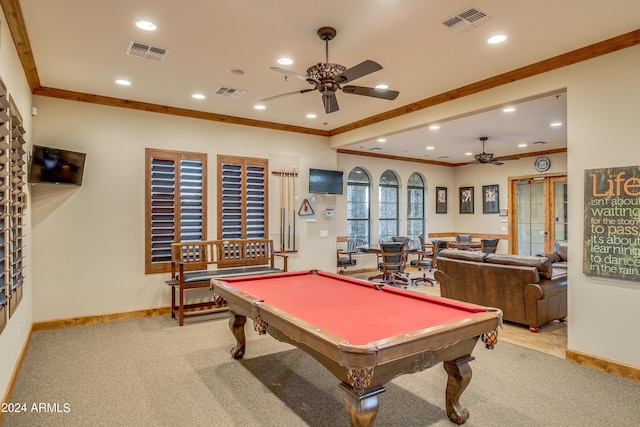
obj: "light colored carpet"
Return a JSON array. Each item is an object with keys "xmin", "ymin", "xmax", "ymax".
[{"xmin": 3, "ymin": 315, "xmax": 639, "ymax": 426}]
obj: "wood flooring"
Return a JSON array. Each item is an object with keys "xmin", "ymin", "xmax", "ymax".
[{"xmin": 345, "ymin": 267, "xmax": 568, "ymax": 359}]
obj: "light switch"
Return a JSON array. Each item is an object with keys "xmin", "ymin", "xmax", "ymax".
[{"xmin": 320, "ymin": 230, "xmax": 328, "ymax": 238}]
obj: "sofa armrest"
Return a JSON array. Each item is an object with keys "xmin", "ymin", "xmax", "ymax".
[{"xmin": 523, "ymin": 274, "xmax": 568, "ymax": 329}]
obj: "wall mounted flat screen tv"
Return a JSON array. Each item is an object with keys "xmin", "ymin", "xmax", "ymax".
[
  {"xmin": 309, "ymin": 168, "xmax": 343, "ymax": 194},
  {"xmin": 29, "ymin": 145, "xmax": 86, "ymax": 185}
]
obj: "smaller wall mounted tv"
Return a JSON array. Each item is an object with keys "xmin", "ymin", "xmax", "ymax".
[
  {"xmin": 29, "ymin": 145, "xmax": 86, "ymax": 185},
  {"xmin": 309, "ymin": 168, "xmax": 343, "ymax": 194}
]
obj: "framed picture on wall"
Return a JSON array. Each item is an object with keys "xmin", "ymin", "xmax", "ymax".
[
  {"xmin": 482, "ymin": 184, "xmax": 499, "ymax": 214},
  {"xmin": 436, "ymin": 187, "xmax": 447, "ymax": 214},
  {"xmin": 459, "ymin": 186, "xmax": 474, "ymax": 214}
]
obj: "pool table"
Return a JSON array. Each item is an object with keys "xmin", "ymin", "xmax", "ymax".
[{"xmin": 211, "ymin": 270, "xmax": 502, "ymax": 426}]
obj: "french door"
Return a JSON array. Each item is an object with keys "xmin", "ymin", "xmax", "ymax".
[{"xmin": 508, "ymin": 174, "xmax": 567, "ymax": 255}]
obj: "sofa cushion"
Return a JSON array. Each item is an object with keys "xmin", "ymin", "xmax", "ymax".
[
  {"xmin": 438, "ymin": 248, "xmax": 487, "ymax": 262},
  {"xmin": 486, "ymin": 254, "xmax": 553, "ymax": 279},
  {"xmin": 554, "ymin": 240, "xmax": 568, "ymax": 262}
]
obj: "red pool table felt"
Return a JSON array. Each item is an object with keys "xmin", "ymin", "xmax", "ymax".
[{"xmin": 219, "ymin": 270, "xmax": 486, "ymax": 345}]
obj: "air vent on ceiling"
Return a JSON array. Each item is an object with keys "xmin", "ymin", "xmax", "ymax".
[
  {"xmin": 532, "ymin": 141, "xmax": 548, "ymax": 145},
  {"xmin": 369, "ymin": 147, "xmax": 383, "ymax": 151},
  {"xmin": 214, "ymin": 87, "xmax": 246, "ymax": 98},
  {"xmin": 443, "ymin": 7, "xmax": 494, "ymax": 33},
  {"xmin": 126, "ymin": 41, "xmax": 169, "ymax": 61}
]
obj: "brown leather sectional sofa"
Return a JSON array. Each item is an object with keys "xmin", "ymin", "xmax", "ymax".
[{"xmin": 434, "ymin": 249, "xmax": 567, "ymax": 332}]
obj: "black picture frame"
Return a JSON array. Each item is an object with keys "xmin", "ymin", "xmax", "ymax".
[
  {"xmin": 435, "ymin": 187, "xmax": 447, "ymax": 214},
  {"xmin": 459, "ymin": 186, "xmax": 474, "ymax": 214},
  {"xmin": 482, "ymin": 184, "xmax": 499, "ymax": 214}
]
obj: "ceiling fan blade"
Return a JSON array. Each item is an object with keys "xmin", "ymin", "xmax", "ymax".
[
  {"xmin": 490, "ymin": 161, "xmax": 504, "ymax": 166},
  {"xmin": 342, "ymin": 85, "xmax": 399, "ymax": 100},
  {"xmin": 322, "ymin": 92, "xmax": 339, "ymax": 114},
  {"xmin": 335, "ymin": 60, "xmax": 382, "ymax": 84},
  {"xmin": 268, "ymin": 66, "xmax": 310, "ymax": 82},
  {"xmin": 260, "ymin": 88, "xmax": 314, "ymax": 102}
]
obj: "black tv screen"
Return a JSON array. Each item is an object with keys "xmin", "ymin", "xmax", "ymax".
[
  {"xmin": 29, "ymin": 145, "xmax": 86, "ymax": 185},
  {"xmin": 309, "ymin": 168, "xmax": 343, "ymax": 194}
]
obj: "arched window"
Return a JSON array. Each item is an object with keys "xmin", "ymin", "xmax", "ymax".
[
  {"xmin": 407, "ymin": 173, "xmax": 425, "ymax": 240},
  {"xmin": 347, "ymin": 167, "xmax": 370, "ymax": 243},
  {"xmin": 379, "ymin": 170, "xmax": 399, "ymax": 243}
]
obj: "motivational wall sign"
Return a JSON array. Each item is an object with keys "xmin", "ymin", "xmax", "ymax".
[{"xmin": 584, "ymin": 165, "xmax": 640, "ymax": 281}]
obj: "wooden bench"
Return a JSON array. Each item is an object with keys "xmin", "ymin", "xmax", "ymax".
[{"xmin": 167, "ymin": 239, "xmax": 288, "ymax": 325}]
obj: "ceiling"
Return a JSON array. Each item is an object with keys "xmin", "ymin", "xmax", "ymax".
[{"xmin": 9, "ymin": 0, "xmax": 640, "ymax": 164}]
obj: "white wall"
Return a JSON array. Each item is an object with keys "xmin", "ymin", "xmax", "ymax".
[
  {"xmin": 29, "ymin": 97, "xmax": 338, "ymax": 321},
  {"xmin": 0, "ymin": 8, "xmax": 34, "ymax": 402},
  {"xmin": 332, "ymin": 46, "xmax": 640, "ymax": 368},
  {"xmin": 564, "ymin": 46, "xmax": 640, "ymax": 364}
]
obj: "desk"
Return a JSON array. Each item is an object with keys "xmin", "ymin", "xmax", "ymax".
[
  {"xmin": 211, "ymin": 270, "xmax": 502, "ymax": 426},
  {"xmin": 448, "ymin": 242, "xmax": 482, "ymax": 251}
]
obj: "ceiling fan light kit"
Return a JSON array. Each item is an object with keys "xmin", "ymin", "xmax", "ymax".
[
  {"xmin": 261, "ymin": 26, "xmax": 399, "ymax": 114},
  {"xmin": 473, "ymin": 136, "xmax": 519, "ymax": 165}
]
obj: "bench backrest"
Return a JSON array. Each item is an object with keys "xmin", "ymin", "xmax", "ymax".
[{"xmin": 171, "ymin": 239, "xmax": 275, "ymax": 270}]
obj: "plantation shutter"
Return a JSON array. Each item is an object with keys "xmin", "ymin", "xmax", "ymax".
[
  {"xmin": 8, "ymin": 97, "xmax": 26, "ymax": 317},
  {"xmin": 0, "ymin": 81, "xmax": 9, "ymax": 331},
  {"xmin": 145, "ymin": 149, "xmax": 207, "ymax": 274},
  {"xmin": 218, "ymin": 155, "xmax": 267, "ymax": 240}
]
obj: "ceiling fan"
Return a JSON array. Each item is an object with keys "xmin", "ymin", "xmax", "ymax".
[
  {"xmin": 472, "ymin": 137, "xmax": 520, "ymax": 165},
  {"xmin": 260, "ymin": 26, "xmax": 399, "ymax": 114}
]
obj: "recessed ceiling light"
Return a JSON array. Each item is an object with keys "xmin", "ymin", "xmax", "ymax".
[
  {"xmin": 377, "ymin": 138, "xmax": 386, "ymax": 143},
  {"xmin": 375, "ymin": 84, "xmax": 389, "ymax": 90},
  {"xmin": 426, "ymin": 146, "xmax": 435, "ymax": 150},
  {"xmin": 465, "ymin": 152, "xmax": 473, "ymax": 156},
  {"xmin": 488, "ymin": 34, "xmax": 507, "ymax": 44},
  {"xmin": 277, "ymin": 57, "xmax": 293, "ymax": 65},
  {"xmin": 503, "ymin": 107, "xmax": 516, "ymax": 112},
  {"xmin": 136, "ymin": 20, "xmax": 157, "ymax": 31},
  {"xmin": 429, "ymin": 125, "xmax": 440, "ymax": 130},
  {"xmin": 550, "ymin": 122, "xmax": 563, "ymax": 127},
  {"xmin": 518, "ymin": 143, "xmax": 527, "ymax": 148},
  {"xmin": 192, "ymin": 93, "xmax": 205, "ymax": 100},
  {"xmin": 115, "ymin": 79, "xmax": 131, "ymax": 86},
  {"xmin": 306, "ymin": 113, "xmax": 317, "ymax": 119},
  {"xmin": 254, "ymin": 104, "xmax": 266, "ymax": 110}
]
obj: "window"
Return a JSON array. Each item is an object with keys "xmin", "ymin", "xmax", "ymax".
[
  {"xmin": 346, "ymin": 167, "xmax": 370, "ymax": 244},
  {"xmin": 379, "ymin": 170, "xmax": 399, "ymax": 243},
  {"xmin": 407, "ymin": 173, "xmax": 425, "ymax": 240},
  {"xmin": 217, "ymin": 155, "xmax": 268, "ymax": 240},
  {"xmin": 145, "ymin": 148, "xmax": 207, "ymax": 274}
]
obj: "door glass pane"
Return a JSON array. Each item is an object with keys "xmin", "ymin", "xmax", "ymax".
[
  {"xmin": 516, "ymin": 181, "xmax": 545, "ymax": 255},
  {"xmin": 553, "ymin": 180, "xmax": 568, "ymax": 241}
]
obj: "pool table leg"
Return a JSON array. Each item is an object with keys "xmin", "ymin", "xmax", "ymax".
[
  {"xmin": 229, "ymin": 313, "xmax": 247, "ymax": 359},
  {"xmin": 444, "ymin": 355, "xmax": 474, "ymax": 425},
  {"xmin": 339, "ymin": 383, "xmax": 385, "ymax": 427}
]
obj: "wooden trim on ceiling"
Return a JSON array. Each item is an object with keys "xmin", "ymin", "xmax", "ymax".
[
  {"xmin": 339, "ymin": 147, "xmax": 567, "ymax": 168},
  {"xmin": 330, "ymin": 30, "xmax": 640, "ymax": 136},
  {"xmin": 32, "ymin": 86, "xmax": 330, "ymax": 136},
  {"xmin": 452, "ymin": 148, "xmax": 568, "ymax": 167},
  {"xmin": 2, "ymin": 0, "xmax": 639, "ymax": 138},
  {"xmin": 1, "ymin": 0, "xmax": 40, "ymax": 91},
  {"xmin": 337, "ymin": 148, "xmax": 453, "ymax": 167}
]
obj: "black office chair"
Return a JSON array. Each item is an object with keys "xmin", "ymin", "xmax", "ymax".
[
  {"xmin": 455, "ymin": 233, "xmax": 473, "ymax": 244},
  {"xmin": 337, "ymin": 238, "xmax": 365, "ymax": 274},
  {"xmin": 480, "ymin": 238, "xmax": 500, "ymax": 254},
  {"xmin": 431, "ymin": 239, "xmax": 449, "ymax": 269},
  {"xmin": 377, "ymin": 242, "xmax": 410, "ymax": 288},
  {"xmin": 410, "ymin": 244, "xmax": 436, "ymax": 286}
]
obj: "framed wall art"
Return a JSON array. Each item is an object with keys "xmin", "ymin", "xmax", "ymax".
[
  {"xmin": 459, "ymin": 186, "xmax": 474, "ymax": 214},
  {"xmin": 482, "ymin": 184, "xmax": 499, "ymax": 214},
  {"xmin": 436, "ymin": 187, "xmax": 447, "ymax": 214}
]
